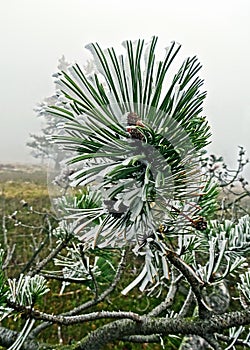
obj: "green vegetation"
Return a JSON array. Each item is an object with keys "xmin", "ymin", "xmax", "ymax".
[
  {"xmin": 1, "ymin": 37, "xmax": 250, "ymax": 350},
  {"xmin": 0, "ymin": 165, "xmax": 164, "ymax": 349}
]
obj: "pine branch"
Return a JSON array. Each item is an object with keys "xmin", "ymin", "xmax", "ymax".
[
  {"xmin": 7, "ymin": 301, "xmax": 143, "ymax": 324},
  {"xmin": 0, "ymin": 326, "xmax": 39, "ymax": 350},
  {"xmin": 165, "ymin": 250, "xmax": 209, "ymax": 318},
  {"xmin": 40, "ymin": 273, "xmax": 89, "ymax": 284},
  {"xmin": 217, "ymin": 333, "xmax": 250, "ymax": 348},
  {"xmin": 120, "ymin": 334, "xmax": 162, "ymax": 343},
  {"xmin": 74, "ymin": 308, "xmax": 250, "ymax": 350},
  {"xmin": 30, "ymin": 249, "xmax": 127, "ymax": 338},
  {"xmin": 148, "ymin": 271, "xmax": 181, "ymax": 316},
  {"xmin": 27, "ymin": 237, "xmax": 72, "ymax": 277},
  {"xmin": 178, "ymin": 287, "xmax": 194, "ymax": 317},
  {"xmin": 62, "ymin": 249, "xmax": 127, "ymax": 315}
]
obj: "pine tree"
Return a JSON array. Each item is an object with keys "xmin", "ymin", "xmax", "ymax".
[{"xmin": 1, "ymin": 37, "xmax": 250, "ymax": 350}]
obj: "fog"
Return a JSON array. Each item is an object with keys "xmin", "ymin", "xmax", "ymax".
[{"xmin": 1, "ymin": 0, "xmax": 250, "ymax": 172}]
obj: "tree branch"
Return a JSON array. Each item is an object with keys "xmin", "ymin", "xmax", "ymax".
[
  {"xmin": 40, "ymin": 273, "xmax": 89, "ymax": 284},
  {"xmin": 7, "ymin": 302, "xmax": 143, "ymax": 324},
  {"xmin": 166, "ymin": 250, "xmax": 209, "ymax": 318},
  {"xmin": 148, "ymin": 271, "xmax": 181, "ymax": 317},
  {"xmin": 62, "ymin": 249, "xmax": 127, "ymax": 315},
  {"xmin": 120, "ymin": 334, "xmax": 162, "ymax": 343},
  {"xmin": 217, "ymin": 333, "xmax": 250, "ymax": 348},
  {"xmin": 30, "ymin": 250, "xmax": 127, "ymax": 337},
  {"xmin": 0, "ymin": 326, "xmax": 39, "ymax": 350},
  {"xmin": 20, "ymin": 230, "xmax": 50, "ymax": 274},
  {"xmin": 74, "ymin": 308, "xmax": 250, "ymax": 350},
  {"xmin": 178, "ymin": 287, "xmax": 194, "ymax": 317},
  {"xmin": 27, "ymin": 237, "xmax": 71, "ymax": 277}
]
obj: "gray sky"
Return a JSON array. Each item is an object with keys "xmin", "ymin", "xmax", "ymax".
[{"xmin": 1, "ymin": 0, "xmax": 250, "ymax": 170}]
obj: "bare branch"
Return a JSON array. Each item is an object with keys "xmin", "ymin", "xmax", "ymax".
[
  {"xmin": 7, "ymin": 302, "xmax": 143, "ymax": 324},
  {"xmin": 27, "ymin": 237, "xmax": 71, "ymax": 277},
  {"xmin": 0, "ymin": 326, "xmax": 39, "ymax": 350},
  {"xmin": 178, "ymin": 288, "xmax": 194, "ymax": 317},
  {"xmin": 121, "ymin": 334, "xmax": 162, "ymax": 343},
  {"xmin": 165, "ymin": 250, "xmax": 209, "ymax": 318},
  {"xmin": 40, "ymin": 273, "xmax": 89, "ymax": 284},
  {"xmin": 148, "ymin": 271, "xmax": 181, "ymax": 317},
  {"xmin": 74, "ymin": 308, "xmax": 250, "ymax": 350},
  {"xmin": 20, "ymin": 231, "xmax": 50, "ymax": 274},
  {"xmin": 2, "ymin": 244, "xmax": 16, "ymax": 270}
]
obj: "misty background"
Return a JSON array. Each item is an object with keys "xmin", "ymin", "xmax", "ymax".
[{"xmin": 1, "ymin": 0, "xmax": 250, "ymax": 173}]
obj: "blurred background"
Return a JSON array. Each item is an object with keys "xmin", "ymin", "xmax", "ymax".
[{"xmin": 0, "ymin": 0, "xmax": 250, "ymax": 171}]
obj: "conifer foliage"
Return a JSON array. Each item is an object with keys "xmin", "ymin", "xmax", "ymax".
[{"xmin": 1, "ymin": 37, "xmax": 250, "ymax": 350}]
